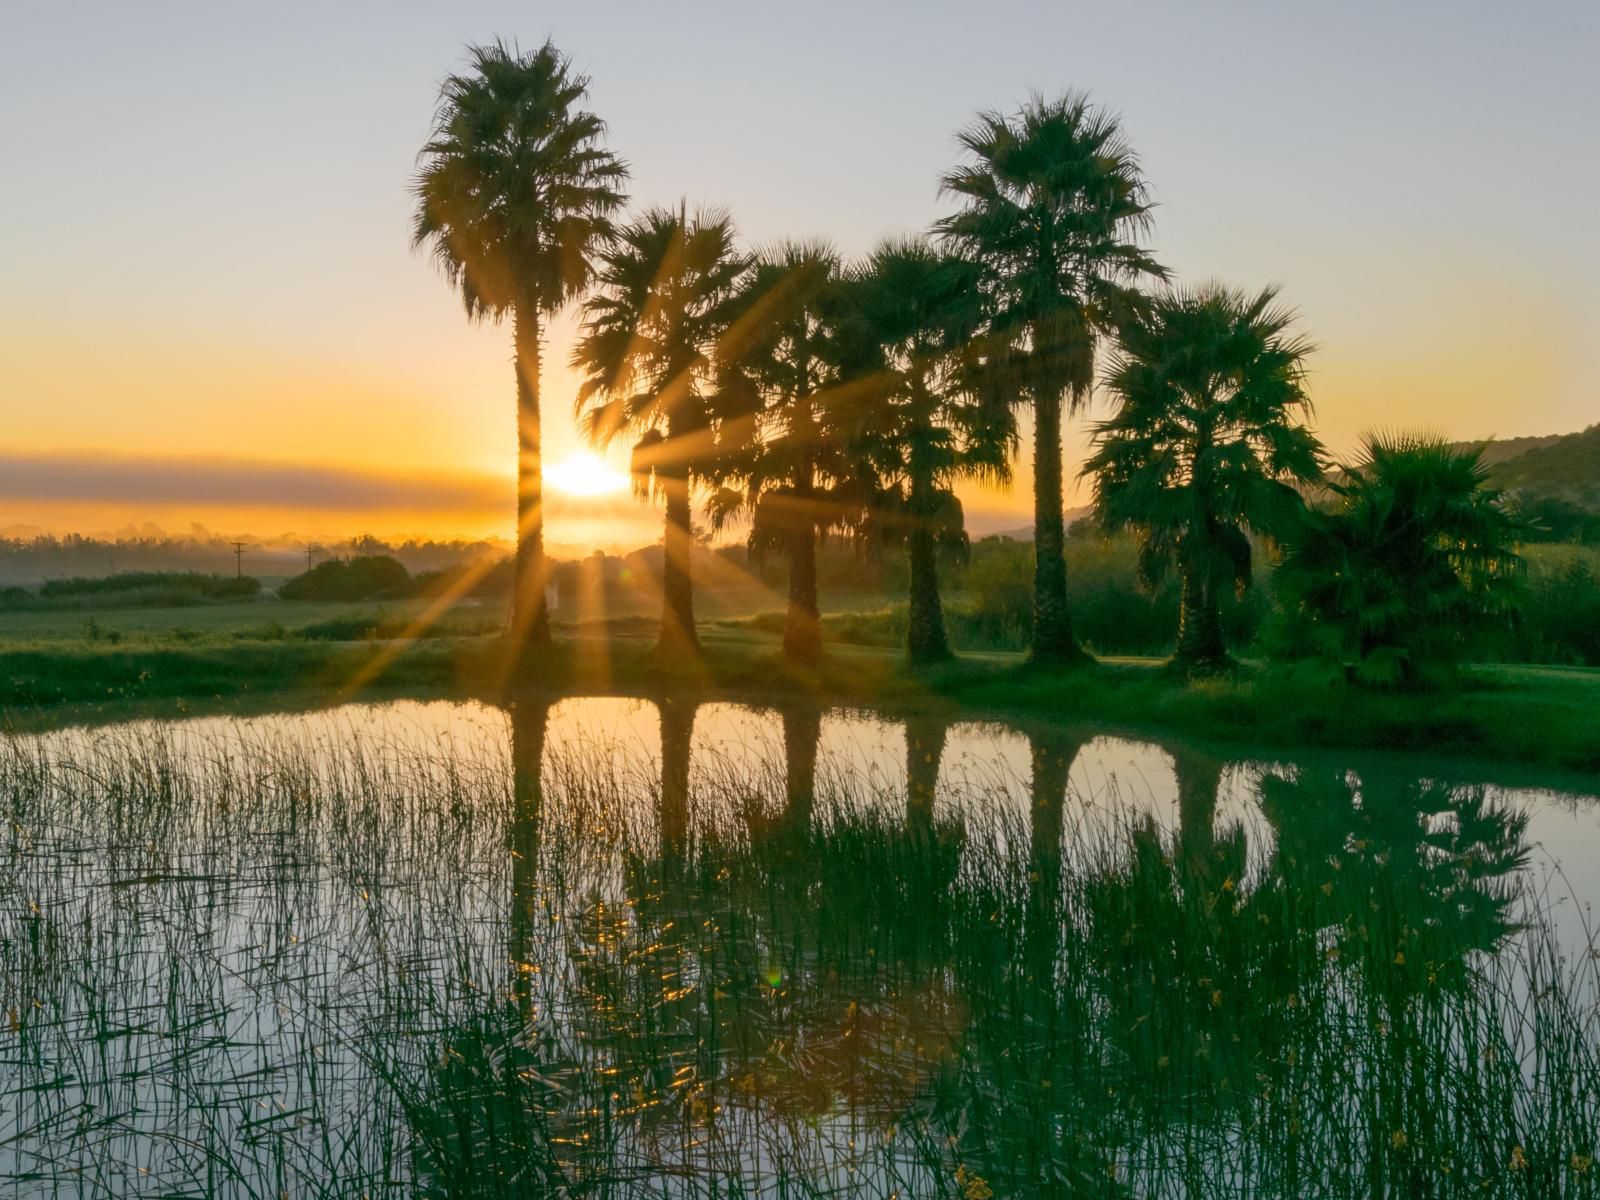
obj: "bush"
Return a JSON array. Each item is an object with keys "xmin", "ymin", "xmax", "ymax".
[
  {"xmin": 0, "ymin": 572, "xmax": 262, "ymax": 611},
  {"xmin": 39, "ymin": 571, "xmax": 260, "ymax": 600},
  {"xmin": 279, "ymin": 556, "xmax": 413, "ymax": 602},
  {"xmin": 1499, "ymin": 548, "xmax": 1600, "ymax": 666},
  {"xmin": 1273, "ymin": 437, "xmax": 1525, "ymax": 688}
]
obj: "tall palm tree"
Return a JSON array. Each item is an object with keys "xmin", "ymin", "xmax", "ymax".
[
  {"xmin": 844, "ymin": 239, "xmax": 1014, "ymax": 664},
  {"xmin": 413, "ymin": 40, "xmax": 628, "ymax": 663},
  {"xmin": 571, "ymin": 206, "xmax": 751, "ymax": 658},
  {"xmin": 938, "ymin": 93, "xmax": 1165, "ymax": 665},
  {"xmin": 712, "ymin": 242, "xmax": 862, "ymax": 663},
  {"xmin": 1085, "ymin": 285, "xmax": 1323, "ymax": 675}
]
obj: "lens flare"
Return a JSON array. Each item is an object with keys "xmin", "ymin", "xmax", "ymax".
[{"xmin": 545, "ymin": 451, "xmax": 629, "ymax": 497}]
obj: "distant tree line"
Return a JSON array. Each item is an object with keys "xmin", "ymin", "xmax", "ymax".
[
  {"xmin": 0, "ymin": 571, "xmax": 260, "ymax": 612},
  {"xmin": 412, "ymin": 40, "xmax": 1572, "ymax": 688}
]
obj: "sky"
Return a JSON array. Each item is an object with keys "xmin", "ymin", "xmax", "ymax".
[{"xmin": 1, "ymin": 1, "xmax": 1596, "ymax": 548}]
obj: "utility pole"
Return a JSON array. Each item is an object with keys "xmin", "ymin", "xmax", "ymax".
[
  {"xmin": 232, "ymin": 541, "xmax": 247, "ymax": 579},
  {"xmin": 305, "ymin": 544, "xmax": 321, "ymax": 572}
]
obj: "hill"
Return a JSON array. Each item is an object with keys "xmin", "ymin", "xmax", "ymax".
[{"xmin": 1486, "ymin": 423, "xmax": 1600, "ymax": 507}]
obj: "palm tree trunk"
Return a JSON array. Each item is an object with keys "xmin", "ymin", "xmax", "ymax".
[
  {"xmin": 1175, "ymin": 564, "xmax": 1227, "ymax": 674},
  {"xmin": 1173, "ymin": 749, "xmax": 1224, "ymax": 887},
  {"xmin": 906, "ymin": 466, "xmax": 950, "ymax": 665},
  {"xmin": 781, "ymin": 704, "xmax": 821, "ymax": 829},
  {"xmin": 658, "ymin": 695, "xmax": 693, "ymax": 851},
  {"xmin": 905, "ymin": 716, "xmax": 946, "ymax": 830},
  {"xmin": 509, "ymin": 698, "xmax": 549, "ymax": 1010},
  {"xmin": 907, "ymin": 523, "xmax": 949, "ymax": 664},
  {"xmin": 1031, "ymin": 388, "xmax": 1083, "ymax": 665},
  {"xmin": 512, "ymin": 307, "xmax": 553, "ymax": 662},
  {"xmin": 1024, "ymin": 730, "xmax": 1079, "ymax": 1048},
  {"xmin": 658, "ymin": 462, "xmax": 700, "ymax": 659},
  {"xmin": 784, "ymin": 476, "xmax": 822, "ymax": 663}
]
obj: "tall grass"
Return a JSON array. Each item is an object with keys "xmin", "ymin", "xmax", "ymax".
[{"xmin": 0, "ymin": 706, "xmax": 1596, "ymax": 1196}]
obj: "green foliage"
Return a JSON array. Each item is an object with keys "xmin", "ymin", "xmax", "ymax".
[
  {"xmin": 1517, "ymin": 494, "xmax": 1600, "ymax": 544},
  {"xmin": 937, "ymin": 92, "xmax": 1167, "ymax": 661},
  {"xmin": 1496, "ymin": 546, "xmax": 1600, "ymax": 666},
  {"xmin": 411, "ymin": 40, "xmax": 627, "ymax": 322},
  {"xmin": 936, "ymin": 92, "xmax": 1165, "ymax": 413},
  {"xmin": 821, "ymin": 533, "xmax": 1269, "ymax": 656},
  {"xmin": 0, "ymin": 571, "xmax": 261, "ymax": 611},
  {"xmin": 278, "ymin": 555, "xmax": 413, "ymax": 602},
  {"xmin": 839, "ymin": 238, "xmax": 1016, "ymax": 662},
  {"xmin": 572, "ymin": 206, "xmax": 750, "ymax": 476},
  {"xmin": 1275, "ymin": 435, "xmax": 1527, "ymax": 687},
  {"xmin": 1087, "ymin": 284, "xmax": 1322, "ymax": 671}
]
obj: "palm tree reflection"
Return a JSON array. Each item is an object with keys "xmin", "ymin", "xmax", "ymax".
[{"xmin": 409, "ymin": 704, "xmax": 1536, "ymax": 1195}]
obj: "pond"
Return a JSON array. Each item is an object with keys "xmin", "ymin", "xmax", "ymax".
[{"xmin": 2, "ymin": 697, "xmax": 1599, "ymax": 1197}]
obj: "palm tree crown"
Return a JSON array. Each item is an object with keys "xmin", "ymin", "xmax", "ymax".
[
  {"xmin": 412, "ymin": 40, "xmax": 627, "ymax": 662},
  {"xmin": 938, "ymin": 93, "xmax": 1166, "ymax": 664},
  {"xmin": 413, "ymin": 40, "xmax": 628, "ymax": 319},
  {"xmin": 572, "ymin": 205, "xmax": 752, "ymax": 655}
]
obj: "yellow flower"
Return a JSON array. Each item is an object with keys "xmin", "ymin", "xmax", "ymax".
[
  {"xmin": 1510, "ymin": 1146, "xmax": 1528, "ymax": 1170},
  {"xmin": 1571, "ymin": 1154, "xmax": 1593, "ymax": 1174},
  {"xmin": 955, "ymin": 1166, "xmax": 994, "ymax": 1200},
  {"xmin": 1391, "ymin": 1130, "xmax": 1408, "ymax": 1150}
]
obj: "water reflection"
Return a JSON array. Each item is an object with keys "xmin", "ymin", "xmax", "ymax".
[{"xmin": 1, "ymin": 696, "xmax": 1596, "ymax": 1196}]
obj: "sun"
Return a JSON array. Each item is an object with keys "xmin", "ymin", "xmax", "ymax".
[{"xmin": 545, "ymin": 450, "xmax": 629, "ymax": 497}]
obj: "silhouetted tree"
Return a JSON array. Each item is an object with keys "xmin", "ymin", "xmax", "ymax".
[
  {"xmin": 573, "ymin": 207, "xmax": 751, "ymax": 658},
  {"xmin": 413, "ymin": 41, "xmax": 627, "ymax": 664},
  {"xmin": 1086, "ymin": 286, "xmax": 1323, "ymax": 675},
  {"xmin": 1275, "ymin": 435, "xmax": 1526, "ymax": 687},
  {"xmin": 939, "ymin": 93, "xmax": 1165, "ymax": 665},
  {"xmin": 844, "ymin": 240, "xmax": 1015, "ymax": 664},
  {"xmin": 712, "ymin": 243, "xmax": 864, "ymax": 663}
]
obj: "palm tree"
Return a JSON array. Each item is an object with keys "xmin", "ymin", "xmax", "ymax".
[
  {"xmin": 571, "ymin": 206, "xmax": 751, "ymax": 658},
  {"xmin": 844, "ymin": 239, "xmax": 1014, "ymax": 665},
  {"xmin": 712, "ymin": 242, "xmax": 862, "ymax": 663},
  {"xmin": 938, "ymin": 93, "xmax": 1165, "ymax": 665},
  {"xmin": 1275, "ymin": 435, "xmax": 1527, "ymax": 687},
  {"xmin": 413, "ymin": 40, "xmax": 628, "ymax": 663},
  {"xmin": 1085, "ymin": 285, "xmax": 1323, "ymax": 675}
]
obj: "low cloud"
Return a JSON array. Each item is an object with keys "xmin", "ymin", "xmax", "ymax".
[{"xmin": 0, "ymin": 451, "xmax": 509, "ymax": 515}]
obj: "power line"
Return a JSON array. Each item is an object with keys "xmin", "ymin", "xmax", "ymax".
[{"xmin": 231, "ymin": 541, "xmax": 247, "ymax": 579}]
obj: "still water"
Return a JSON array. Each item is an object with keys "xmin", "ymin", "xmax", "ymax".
[{"xmin": 2, "ymin": 698, "xmax": 1598, "ymax": 1197}]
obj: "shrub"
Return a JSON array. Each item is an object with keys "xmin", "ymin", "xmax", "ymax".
[
  {"xmin": 279, "ymin": 556, "xmax": 414, "ymax": 602},
  {"xmin": 1273, "ymin": 436, "xmax": 1525, "ymax": 687},
  {"xmin": 39, "ymin": 571, "xmax": 260, "ymax": 600}
]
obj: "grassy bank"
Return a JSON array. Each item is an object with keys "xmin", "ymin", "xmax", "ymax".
[{"xmin": 3, "ymin": 625, "xmax": 1597, "ymax": 771}]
